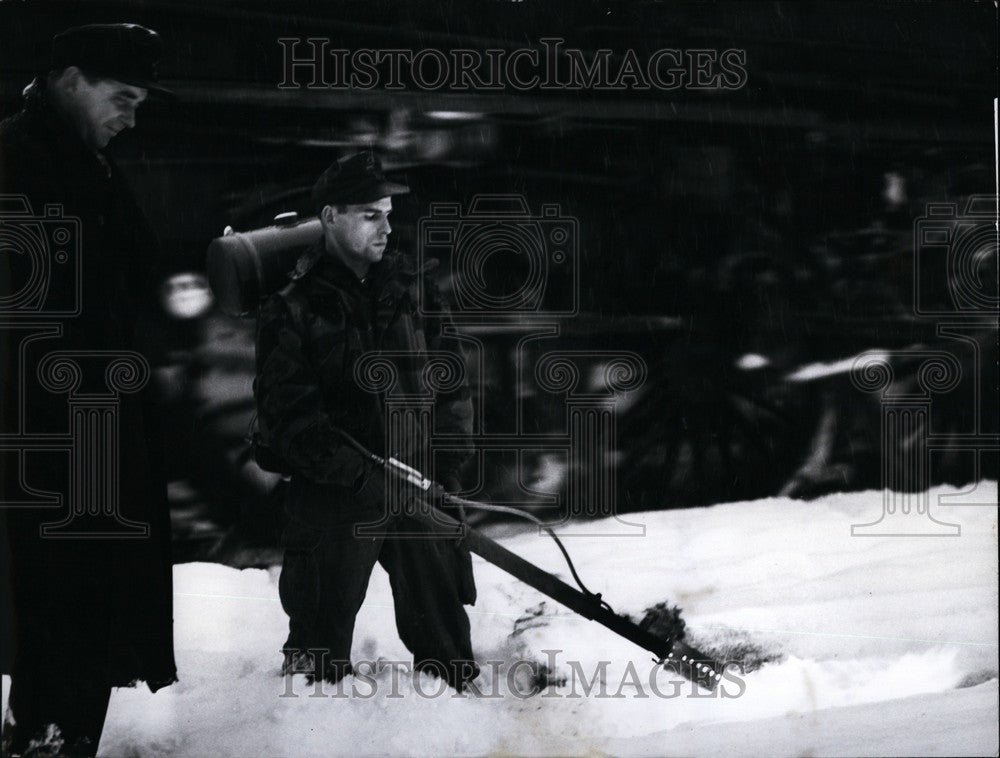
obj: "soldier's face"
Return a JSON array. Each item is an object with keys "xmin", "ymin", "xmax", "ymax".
[
  {"xmin": 323, "ymin": 197, "xmax": 394, "ymax": 272},
  {"xmin": 64, "ymin": 69, "xmax": 147, "ymax": 150}
]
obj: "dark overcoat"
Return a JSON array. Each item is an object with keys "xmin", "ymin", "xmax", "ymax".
[{"xmin": 0, "ymin": 79, "xmax": 177, "ymax": 690}]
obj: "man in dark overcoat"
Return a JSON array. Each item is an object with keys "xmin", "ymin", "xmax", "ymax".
[{"xmin": 0, "ymin": 24, "xmax": 177, "ymax": 757}]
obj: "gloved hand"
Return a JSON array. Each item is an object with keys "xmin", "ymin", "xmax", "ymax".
[
  {"xmin": 352, "ymin": 463, "xmax": 424, "ymax": 516},
  {"xmin": 438, "ymin": 471, "xmax": 462, "ymax": 498},
  {"xmin": 431, "ymin": 471, "xmax": 467, "ymax": 520},
  {"xmin": 437, "ymin": 472, "xmax": 477, "ymax": 606}
]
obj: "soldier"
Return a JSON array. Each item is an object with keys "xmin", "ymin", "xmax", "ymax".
[
  {"xmin": 0, "ymin": 24, "xmax": 177, "ymax": 757},
  {"xmin": 255, "ymin": 153, "xmax": 479, "ymax": 692}
]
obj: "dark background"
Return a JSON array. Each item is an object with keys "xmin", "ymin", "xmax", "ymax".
[{"xmin": 1, "ymin": 0, "xmax": 996, "ymax": 563}]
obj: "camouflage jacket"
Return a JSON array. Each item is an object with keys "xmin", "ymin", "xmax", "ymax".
[{"xmin": 255, "ymin": 241, "xmax": 473, "ymax": 490}]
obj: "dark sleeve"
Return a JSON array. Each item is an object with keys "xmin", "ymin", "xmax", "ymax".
[
  {"xmin": 421, "ymin": 273, "xmax": 474, "ymax": 478},
  {"xmin": 0, "ymin": 118, "xmax": 60, "ymax": 214},
  {"xmin": 116, "ymin": 168, "xmax": 167, "ymax": 305},
  {"xmin": 255, "ymin": 292, "xmax": 367, "ymax": 486}
]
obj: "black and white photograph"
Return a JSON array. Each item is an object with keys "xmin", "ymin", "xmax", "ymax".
[{"xmin": 0, "ymin": 1, "xmax": 997, "ymax": 756}]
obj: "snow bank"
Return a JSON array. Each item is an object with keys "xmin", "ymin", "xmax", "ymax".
[{"xmin": 5, "ymin": 484, "xmax": 997, "ymax": 756}]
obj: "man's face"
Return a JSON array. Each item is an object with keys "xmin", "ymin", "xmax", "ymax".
[
  {"xmin": 323, "ymin": 197, "xmax": 394, "ymax": 273},
  {"xmin": 64, "ymin": 69, "xmax": 147, "ymax": 150}
]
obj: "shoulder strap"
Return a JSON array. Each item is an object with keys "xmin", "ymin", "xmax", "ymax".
[
  {"xmin": 276, "ymin": 279, "xmax": 309, "ymax": 335},
  {"xmin": 250, "ymin": 280, "xmax": 309, "ymax": 474}
]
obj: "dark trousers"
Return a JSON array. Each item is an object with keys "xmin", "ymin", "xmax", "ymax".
[
  {"xmin": 279, "ymin": 503, "xmax": 477, "ymax": 690},
  {"xmin": 3, "ymin": 528, "xmax": 113, "ymax": 758},
  {"xmin": 3, "ymin": 677, "xmax": 111, "ymax": 757}
]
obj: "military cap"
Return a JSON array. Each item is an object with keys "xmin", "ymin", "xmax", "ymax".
[
  {"xmin": 51, "ymin": 23, "xmax": 174, "ymax": 98},
  {"xmin": 312, "ymin": 152, "xmax": 410, "ymax": 212}
]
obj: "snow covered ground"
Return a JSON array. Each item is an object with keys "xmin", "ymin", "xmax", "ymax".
[{"xmin": 5, "ymin": 484, "xmax": 997, "ymax": 756}]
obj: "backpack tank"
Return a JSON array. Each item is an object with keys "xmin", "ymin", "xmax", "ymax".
[{"xmin": 206, "ymin": 212, "xmax": 321, "ymax": 316}]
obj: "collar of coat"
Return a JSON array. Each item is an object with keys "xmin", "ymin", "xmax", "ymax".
[{"xmin": 292, "ymin": 237, "xmax": 439, "ymax": 304}]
